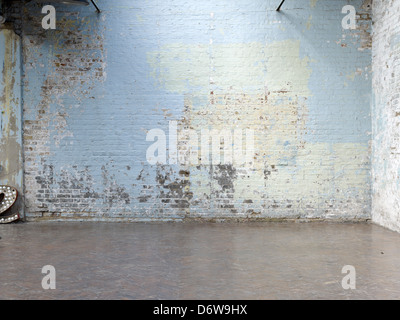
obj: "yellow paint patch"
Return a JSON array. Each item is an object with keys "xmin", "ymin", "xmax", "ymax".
[
  {"xmin": 147, "ymin": 40, "xmax": 312, "ymax": 96},
  {"xmin": 310, "ymin": 0, "xmax": 319, "ymax": 8}
]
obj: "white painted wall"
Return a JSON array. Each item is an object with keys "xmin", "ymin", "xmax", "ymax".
[{"xmin": 372, "ymin": 0, "xmax": 400, "ymax": 232}]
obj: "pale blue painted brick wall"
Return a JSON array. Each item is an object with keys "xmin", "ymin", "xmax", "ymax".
[{"xmin": 19, "ymin": 0, "xmax": 372, "ymax": 221}]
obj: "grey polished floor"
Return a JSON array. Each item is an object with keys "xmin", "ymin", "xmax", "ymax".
[{"xmin": 0, "ymin": 221, "xmax": 399, "ymax": 300}]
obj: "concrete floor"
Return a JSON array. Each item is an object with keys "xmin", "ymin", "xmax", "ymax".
[{"xmin": 0, "ymin": 221, "xmax": 400, "ymax": 300}]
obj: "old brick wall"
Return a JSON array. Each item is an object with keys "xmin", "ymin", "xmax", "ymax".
[
  {"xmin": 372, "ymin": 0, "xmax": 400, "ymax": 232},
  {"xmin": 17, "ymin": 0, "xmax": 372, "ymax": 221}
]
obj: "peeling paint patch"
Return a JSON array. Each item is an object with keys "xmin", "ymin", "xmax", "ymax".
[
  {"xmin": 310, "ymin": 0, "xmax": 319, "ymax": 8},
  {"xmin": 147, "ymin": 40, "xmax": 312, "ymax": 96},
  {"xmin": 337, "ymin": 0, "xmax": 372, "ymax": 51}
]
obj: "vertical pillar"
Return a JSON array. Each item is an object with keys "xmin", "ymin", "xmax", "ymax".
[{"xmin": 0, "ymin": 27, "xmax": 24, "ymax": 219}]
